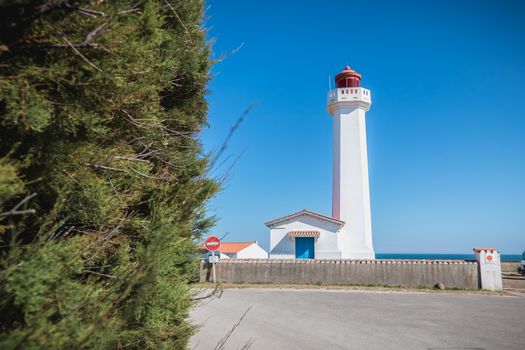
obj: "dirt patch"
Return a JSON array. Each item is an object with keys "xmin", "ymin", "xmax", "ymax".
[
  {"xmin": 501, "ymin": 262, "xmax": 519, "ymax": 272},
  {"xmin": 503, "ymin": 273, "xmax": 525, "ymax": 290},
  {"xmin": 197, "ymin": 282, "xmax": 509, "ymax": 296}
]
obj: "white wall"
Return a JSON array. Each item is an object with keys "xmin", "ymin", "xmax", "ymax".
[
  {"xmin": 329, "ymin": 87, "xmax": 375, "ymax": 259},
  {"xmin": 269, "ymin": 214, "xmax": 341, "ymax": 259},
  {"xmin": 475, "ymin": 249, "xmax": 503, "ymax": 291},
  {"xmin": 237, "ymin": 243, "xmax": 268, "ymax": 259}
]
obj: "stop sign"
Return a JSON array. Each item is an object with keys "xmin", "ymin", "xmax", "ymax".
[{"xmin": 204, "ymin": 236, "xmax": 221, "ymax": 252}]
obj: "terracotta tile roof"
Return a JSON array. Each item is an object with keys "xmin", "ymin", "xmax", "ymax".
[
  {"xmin": 219, "ymin": 242, "xmax": 255, "ymax": 253},
  {"xmin": 265, "ymin": 209, "xmax": 345, "ymax": 227},
  {"xmin": 288, "ymin": 230, "xmax": 321, "ymax": 238},
  {"xmin": 473, "ymin": 248, "xmax": 497, "ymax": 252}
]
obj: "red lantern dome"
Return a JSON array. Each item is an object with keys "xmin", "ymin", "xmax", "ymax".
[{"xmin": 335, "ymin": 66, "xmax": 362, "ymax": 88}]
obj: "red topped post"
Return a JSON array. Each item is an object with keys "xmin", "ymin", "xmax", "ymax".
[{"xmin": 335, "ymin": 66, "xmax": 362, "ymax": 88}]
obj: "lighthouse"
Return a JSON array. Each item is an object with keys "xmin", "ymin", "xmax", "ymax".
[
  {"xmin": 266, "ymin": 66, "xmax": 375, "ymax": 260},
  {"xmin": 327, "ymin": 66, "xmax": 375, "ymax": 259}
]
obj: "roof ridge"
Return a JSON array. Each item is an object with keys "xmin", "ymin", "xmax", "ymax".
[{"xmin": 265, "ymin": 209, "xmax": 345, "ymax": 227}]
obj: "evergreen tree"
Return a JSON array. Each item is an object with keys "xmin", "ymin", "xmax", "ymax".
[{"xmin": 0, "ymin": 1, "xmax": 217, "ymax": 348}]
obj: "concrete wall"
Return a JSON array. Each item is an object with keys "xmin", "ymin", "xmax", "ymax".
[
  {"xmin": 201, "ymin": 259, "xmax": 479, "ymax": 290},
  {"xmin": 501, "ymin": 262, "xmax": 519, "ymax": 272},
  {"xmin": 474, "ymin": 249, "xmax": 502, "ymax": 291}
]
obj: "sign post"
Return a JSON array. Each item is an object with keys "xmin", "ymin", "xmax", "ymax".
[{"xmin": 204, "ymin": 236, "xmax": 221, "ymax": 283}]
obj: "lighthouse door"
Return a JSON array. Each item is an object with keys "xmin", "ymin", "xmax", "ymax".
[{"xmin": 295, "ymin": 237, "xmax": 315, "ymax": 259}]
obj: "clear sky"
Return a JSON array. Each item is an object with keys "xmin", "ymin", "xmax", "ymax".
[{"xmin": 201, "ymin": 0, "xmax": 525, "ymax": 254}]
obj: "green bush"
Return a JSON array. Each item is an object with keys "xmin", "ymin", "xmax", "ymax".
[{"xmin": 0, "ymin": 1, "xmax": 216, "ymax": 348}]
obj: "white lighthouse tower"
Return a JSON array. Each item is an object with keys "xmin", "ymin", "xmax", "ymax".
[
  {"xmin": 266, "ymin": 66, "xmax": 375, "ymax": 260},
  {"xmin": 327, "ymin": 66, "xmax": 375, "ymax": 259}
]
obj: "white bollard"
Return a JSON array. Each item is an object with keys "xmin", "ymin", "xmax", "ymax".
[{"xmin": 474, "ymin": 248, "xmax": 503, "ymax": 291}]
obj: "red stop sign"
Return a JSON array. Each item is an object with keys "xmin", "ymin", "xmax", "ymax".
[{"xmin": 204, "ymin": 236, "xmax": 221, "ymax": 252}]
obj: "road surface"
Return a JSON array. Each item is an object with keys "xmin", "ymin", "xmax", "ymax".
[{"xmin": 190, "ymin": 288, "xmax": 525, "ymax": 350}]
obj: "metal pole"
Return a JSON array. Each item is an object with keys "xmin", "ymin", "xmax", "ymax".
[{"xmin": 212, "ymin": 251, "xmax": 216, "ymax": 283}]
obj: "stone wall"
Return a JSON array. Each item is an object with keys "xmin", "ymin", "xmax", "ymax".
[
  {"xmin": 501, "ymin": 262, "xmax": 519, "ymax": 272},
  {"xmin": 200, "ymin": 259, "xmax": 479, "ymax": 289}
]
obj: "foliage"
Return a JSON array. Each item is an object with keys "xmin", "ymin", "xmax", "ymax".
[{"xmin": 0, "ymin": 1, "xmax": 217, "ymax": 348}]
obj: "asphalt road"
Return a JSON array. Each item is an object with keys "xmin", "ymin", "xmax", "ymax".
[{"xmin": 190, "ymin": 288, "xmax": 525, "ymax": 350}]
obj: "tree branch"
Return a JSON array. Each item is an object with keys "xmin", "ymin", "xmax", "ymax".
[
  {"xmin": 86, "ymin": 163, "xmax": 127, "ymax": 172},
  {"xmin": 83, "ymin": 22, "xmax": 108, "ymax": 45},
  {"xmin": 64, "ymin": 2, "xmax": 106, "ymax": 17},
  {"xmin": 0, "ymin": 193, "xmax": 37, "ymax": 218},
  {"xmin": 37, "ymin": 0, "xmax": 105, "ymax": 17},
  {"xmin": 163, "ymin": 0, "xmax": 192, "ymax": 41},
  {"xmin": 63, "ymin": 36, "xmax": 102, "ymax": 72}
]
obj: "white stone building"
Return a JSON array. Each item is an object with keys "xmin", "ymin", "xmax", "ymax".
[
  {"xmin": 266, "ymin": 209, "xmax": 344, "ymax": 259},
  {"xmin": 268, "ymin": 66, "xmax": 375, "ymax": 260},
  {"xmin": 217, "ymin": 241, "xmax": 268, "ymax": 259}
]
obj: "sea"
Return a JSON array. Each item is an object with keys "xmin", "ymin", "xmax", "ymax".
[{"xmin": 376, "ymin": 253, "xmax": 522, "ymax": 262}]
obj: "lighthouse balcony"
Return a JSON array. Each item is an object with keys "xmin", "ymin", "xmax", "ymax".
[
  {"xmin": 327, "ymin": 87, "xmax": 372, "ymax": 113},
  {"xmin": 327, "ymin": 87, "xmax": 371, "ymax": 104}
]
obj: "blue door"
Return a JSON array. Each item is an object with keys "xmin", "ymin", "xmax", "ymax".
[{"xmin": 295, "ymin": 237, "xmax": 315, "ymax": 259}]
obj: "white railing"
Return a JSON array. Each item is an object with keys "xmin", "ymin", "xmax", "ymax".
[{"xmin": 327, "ymin": 87, "xmax": 371, "ymax": 104}]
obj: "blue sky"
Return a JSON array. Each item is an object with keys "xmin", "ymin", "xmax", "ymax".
[{"xmin": 201, "ymin": 0, "xmax": 525, "ymax": 254}]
